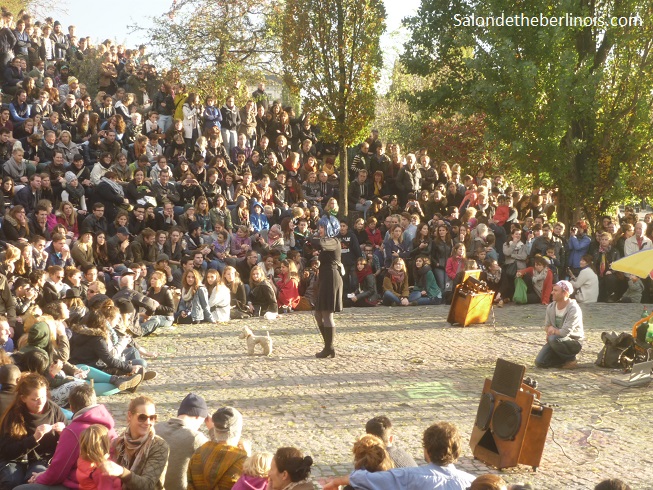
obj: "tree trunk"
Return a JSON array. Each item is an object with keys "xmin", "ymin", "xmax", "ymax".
[{"xmin": 339, "ymin": 140, "xmax": 349, "ymax": 218}]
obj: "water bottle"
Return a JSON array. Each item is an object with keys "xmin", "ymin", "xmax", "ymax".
[{"xmin": 644, "ymin": 307, "xmax": 653, "ymax": 343}]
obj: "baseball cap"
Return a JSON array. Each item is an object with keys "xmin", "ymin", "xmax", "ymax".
[
  {"xmin": 555, "ymin": 280, "xmax": 573, "ymax": 295},
  {"xmin": 116, "ymin": 226, "xmax": 132, "ymax": 236}
]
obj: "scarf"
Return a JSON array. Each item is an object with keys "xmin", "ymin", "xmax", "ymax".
[
  {"xmin": 387, "ymin": 267, "xmax": 405, "ymax": 285},
  {"xmin": 100, "ymin": 176, "xmax": 125, "ymax": 197},
  {"xmin": 181, "ymin": 286, "xmax": 195, "ymax": 302},
  {"xmin": 414, "ymin": 264, "xmax": 431, "ymax": 289},
  {"xmin": 355, "ymin": 265, "xmax": 373, "ymax": 285},
  {"xmin": 4, "ymin": 156, "xmax": 24, "ymax": 178},
  {"xmin": 113, "ymin": 427, "xmax": 156, "ymax": 476},
  {"xmin": 532, "ymin": 267, "xmax": 548, "ymax": 297}
]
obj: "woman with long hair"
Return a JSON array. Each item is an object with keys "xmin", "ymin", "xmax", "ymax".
[
  {"xmin": 223, "ymin": 266, "xmax": 250, "ymax": 319},
  {"xmin": 2, "ymin": 176, "xmax": 15, "ymax": 213},
  {"xmin": 142, "ymin": 270, "xmax": 176, "ymax": 335},
  {"xmin": 347, "ymin": 257, "xmax": 379, "ymax": 307},
  {"xmin": 2, "ymin": 205, "xmax": 30, "ymax": 245},
  {"xmin": 431, "ymin": 224, "xmax": 454, "ymax": 292},
  {"xmin": 410, "ymin": 256, "xmax": 443, "ymax": 306},
  {"xmin": 382, "ymin": 257, "xmax": 410, "ymax": 307},
  {"xmin": 248, "ymin": 265, "xmax": 278, "ymax": 317},
  {"xmin": 276, "ymin": 259, "xmax": 300, "ymax": 313},
  {"xmin": 93, "ymin": 232, "xmax": 111, "ymax": 272},
  {"xmin": 14, "ymin": 242, "xmax": 33, "ymax": 279},
  {"xmin": 410, "ymin": 222, "xmax": 432, "ymax": 259},
  {"xmin": 446, "ymin": 243, "xmax": 467, "ymax": 288},
  {"xmin": 0, "ymin": 373, "xmax": 67, "ymax": 487},
  {"xmin": 55, "ymin": 201, "xmax": 79, "ymax": 241},
  {"xmin": 176, "ymin": 269, "xmax": 212, "ymax": 324},
  {"xmin": 383, "ymin": 224, "xmax": 410, "ymax": 268},
  {"xmin": 100, "ymin": 396, "xmax": 169, "ymax": 488},
  {"xmin": 205, "ymin": 269, "xmax": 231, "ymax": 322},
  {"xmin": 72, "ymin": 112, "xmax": 92, "ymax": 143},
  {"xmin": 194, "ymin": 196, "xmax": 212, "ymax": 233}
]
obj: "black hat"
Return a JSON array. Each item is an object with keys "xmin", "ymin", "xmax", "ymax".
[
  {"xmin": 64, "ymin": 289, "xmax": 80, "ymax": 299},
  {"xmin": 178, "ymin": 393, "xmax": 208, "ymax": 418},
  {"xmin": 116, "ymin": 226, "xmax": 132, "ymax": 236},
  {"xmin": 121, "ymin": 269, "xmax": 136, "ymax": 277},
  {"xmin": 188, "ymin": 222, "xmax": 202, "ymax": 232}
]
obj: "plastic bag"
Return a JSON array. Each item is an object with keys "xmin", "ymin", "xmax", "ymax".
[{"xmin": 513, "ymin": 277, "xmax": 528, "ymax": 304}]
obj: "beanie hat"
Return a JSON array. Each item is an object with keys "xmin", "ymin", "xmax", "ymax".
[
  {"xmin": 212, "ymin": 406, "xmax": 243, "ymax": 435},
  {"xmin": 178, "ymin": 393, "xmax": 209, "ymax": 418},
  {"xmin": 65, "ymin": 171, "xmax": 77, "ymax": 184}
]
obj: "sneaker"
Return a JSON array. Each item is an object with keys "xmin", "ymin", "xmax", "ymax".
[
  {"xmin": 112, "ymin": 373, "xmax": 142, "ymax": 391},
  {"xmin": 561, "ymin": 360, "xmax": 578, "ymax": 370},
  {"xmin": 142, "ymin": 371, "xmax": 157, "ymax": 381}
]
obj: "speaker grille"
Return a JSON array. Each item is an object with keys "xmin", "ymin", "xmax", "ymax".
[
  {"xmin": 492, "ymin": 401, "xmax": 522, "ymax": 441},
  {"xmin": 475, "ymin": 392, "xmax": 494, "ymax": 431},
  {"xmin": 490, "ymin": 358, "xmax": 525, "ymax": 398}
]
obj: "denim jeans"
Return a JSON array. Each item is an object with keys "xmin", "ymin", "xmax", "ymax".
[
  {"xmin": 408, "ymin": 290, "xmax": 443, "ymax": 305},
  {"xmin": 158, "ymin": 114, "xmax": 172, "ymax": 133},
  {"xmin": 0, "ymin": 461, "xmax": 47, "ymax": 489},
  {"xmin": 221, "ymin": 129, "xmax": 238, "ymax": 155},
  {"xmin": 141, "ymin": 315, "xmax": 173, "ymax": 335},
  {"xmin": 535, "ymin": 335, "xmax": 582, "ymax": 367},
  {"xmin": 355, "ymin": 200, "xmax": 373, "ymax": 219},
  {"xmin": 382, "ymin": 290, "xmax": 402, "ymax": 306}
]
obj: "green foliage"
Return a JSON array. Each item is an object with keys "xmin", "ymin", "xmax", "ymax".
[
  {"xmin": 281, "ymin": 0, "xmax": 386, "ymax": 214},
  {"xmin": 403, "ymin": 0, "xmax": 653, "ymax": 223},
  {"xmin": 374, "ymin": 62, "xmax": 429, "ymax": 151},
  {"xmin": 138, "ymin": 0, "xmax": 278, "ymax": 104}
]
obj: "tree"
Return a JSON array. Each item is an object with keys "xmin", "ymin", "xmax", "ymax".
[
  {"xmin": 140, "ymin": 0, "xmax": 279, "ymax": 102},
  {"xmin": 281, "ymin": 0, "xmax": 386, "ymax": 216},
  {"xmin": 374, "ymin": 61, "xmax": 429, "ymax": 152},
  {"xmin": 403, "ymin": 0, "xmax": 653, "ymax": 225}
]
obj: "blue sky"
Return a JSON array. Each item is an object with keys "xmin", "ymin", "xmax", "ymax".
[{"xmin": 53, "ymin": 0, "xmax": 421, "ymax": 90}]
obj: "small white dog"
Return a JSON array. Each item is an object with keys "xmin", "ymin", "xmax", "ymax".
[{"xmin": 239, "ymin": 326, "xmax": 273, "ymax": 356}]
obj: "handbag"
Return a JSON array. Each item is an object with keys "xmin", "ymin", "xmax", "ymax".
[
  {"xmin": 504, "ymin": 261, "xmax": 518, "ymax": 277},
  {"xmin": 513, "ymin": 277, "xmax": 528, "ymax": 304},
  {"xmin": 596, "ymin": 332, "xmax": 636, "ymax": 369}
]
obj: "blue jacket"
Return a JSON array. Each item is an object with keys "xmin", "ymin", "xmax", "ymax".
[
  {"xmin": 203, "ymin": 106, "xmax": 222, "ymax": 130},
  {"xmin": 177, "ymin": 285, "xmax": 212, "ymax": 322},
  {"xmin": 567, "ymin": 234, "xmax": 591, "ymax": 268},
  {"xmin": 249, "ymin": 201, "xmax": 269, "ymax": 233}
]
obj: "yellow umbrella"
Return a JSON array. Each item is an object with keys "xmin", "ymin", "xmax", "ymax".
[{"xmin": 611, "ymin": 249, "xmax": 653, "ymax": 278}]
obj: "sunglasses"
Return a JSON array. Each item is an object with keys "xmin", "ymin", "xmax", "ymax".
[{"xmin": 133, "ymin": 413, "xmax": 157, "ymax": 423}]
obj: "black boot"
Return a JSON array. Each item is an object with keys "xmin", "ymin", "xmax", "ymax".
[
  {"xmin": 316, "ymin": 327, "xmax": 335, "ymax": 358},
  {"xmin": 110, "ymin": 373, "xmax": 143, "ymax": 391}
]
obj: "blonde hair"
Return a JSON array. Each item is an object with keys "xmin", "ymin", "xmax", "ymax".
[
  {"xmin": 241, "ymin": 451, "xmax": 273, "ymax": 478},
  {"xmin": 79, "ymin": 424, "xmax": 111, "ymax": 465},
  {"xmin": 352, "ymin": 434, "xmax": 394, "ymax": 472}
]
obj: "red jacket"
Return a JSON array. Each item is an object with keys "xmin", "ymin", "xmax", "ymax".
[
  {"xmin": 276, "ymin": 274, "xmax": 300, "ymax": 309},
  {"xmin": 520, "ymin": 267, "xmax": 553, "ymax": 305}
]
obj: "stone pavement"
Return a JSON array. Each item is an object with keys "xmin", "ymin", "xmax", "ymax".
[{"xmin": 102, "ymin": 303, "xmax": 653, "ymax": 489}]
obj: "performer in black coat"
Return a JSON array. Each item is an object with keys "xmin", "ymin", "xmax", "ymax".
[{"xmin": 313, "ymin": 215, "xmax": 343, "ymax": 358}]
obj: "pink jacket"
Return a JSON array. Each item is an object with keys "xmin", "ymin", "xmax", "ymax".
[
  {"xmin": 36, "ymin": 404, "xmax": 116, "ymax": 489},
  {"xmin": 76, "ymin": 458, "xmax": 121, "ymax": 490}
]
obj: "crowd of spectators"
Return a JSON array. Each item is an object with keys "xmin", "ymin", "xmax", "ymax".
[{"xmin": 0, "ymin": 8, "xmax": 643, "ymax": 489}]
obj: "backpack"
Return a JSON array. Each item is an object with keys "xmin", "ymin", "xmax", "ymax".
[{"xmin": 596, "ymin": 331, "xmax": 653, "ymax": 370}]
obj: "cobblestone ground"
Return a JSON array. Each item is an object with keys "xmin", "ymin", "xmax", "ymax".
[{"xmin": 102, "ymin": 303, "xmax": 652, "ymax": 489}]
